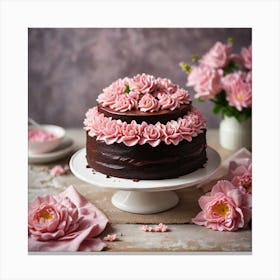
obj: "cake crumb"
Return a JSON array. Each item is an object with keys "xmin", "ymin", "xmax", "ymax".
[
  {"xmin": 132, "ymin": 179, "xmax": 140, "ymax": 182},
  {"xmin": 106, "ymin": 175, "xmax": 111, "ymax": 178},
  {"xmin": 141, "ymin": 225, "xmax": 153, "ymax": 232},
  {"xmin": 103, "ymin": 234, "xmax": 117, "ymax": 242}
]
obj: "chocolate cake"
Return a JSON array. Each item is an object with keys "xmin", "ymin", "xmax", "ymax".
[{"xmin": 84, "ymin": 74, "xmax": 207, "ymax": 180}]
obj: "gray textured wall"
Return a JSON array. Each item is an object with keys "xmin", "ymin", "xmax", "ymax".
[{"xmin": 28, "ymin": 28, "xmax": 251, "ymax": 128}]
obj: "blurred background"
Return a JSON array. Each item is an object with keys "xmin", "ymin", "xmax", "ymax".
[{"xmin": 28, "ymin": 28, "xmax": 251, "ymax": 128}]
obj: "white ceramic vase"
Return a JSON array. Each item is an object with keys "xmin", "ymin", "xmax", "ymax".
[{"xmin": 219, "ymin": 116, "xmax": 252, "ymax": 150}]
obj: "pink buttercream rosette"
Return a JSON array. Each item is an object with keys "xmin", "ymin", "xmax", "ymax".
[{"xmin": 28, "ymin": 186, "xmax": 108, "ymax": 252}]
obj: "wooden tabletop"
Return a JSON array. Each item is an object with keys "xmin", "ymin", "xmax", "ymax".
[{"xmin": 28, "ymin": 129, "xmax": 251, "ymax": 252}]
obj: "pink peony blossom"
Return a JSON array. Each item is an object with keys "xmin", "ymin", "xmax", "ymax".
[
  {"xmin": 192, "ymin": 180, "xmax": 251, "ymax": 231},
  {"xmin": 50, "ymin": 165, "xmax": 65, "ymax": 177},
  {"xmin": 120, "ymin": 120, "xmax": 140, "ymax": 146},
  {"xmin": 110, "ymin": 94, "xmax": 138, "ymax": 112},
  {"xmin": 228, "ymin": 158, "xmax": 252, "ymax": 194},
  {"xmin": 226, "ymin": 79, "xmax": 252, "ymax": 111},
  {"xmin": 187, "ymin": 64, "xmax": 223, "ymax": 100},
  {"xmin": 172, "ymin": 89, "xmax": 191, "ymax": 104},
  {"xmin": 241, "ymin": 45, "xmax": 252, "ymax": 70},
  {"xmin": 103, "ymin": 234, "xmax": 117, "ymax": 241},
  {"xmin": 158, "ymin": 94, "xmax": 179, "ymax": 111},
  {"xmin": 28, "ymin": 186, "xmax": 108, "ymax": 251},
  {"xmin": 131, "ymin": 73, "xmax": 157, "ymax": 94},
  {"xmin": 221, "ymin": 71, "xmax": 248, "ymax": 93},
  {"xmin": 138, "ymin": 93, "xmax": 160, "ymax": 112},
  {"xmin": 200, "ymin": 41, "xmax": 232, "ymax": 69}
]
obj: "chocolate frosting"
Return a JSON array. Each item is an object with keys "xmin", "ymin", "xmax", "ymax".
[
  {"xmin": 86, "ymin": 130, "xmax": 207, "ymax": 180},
  {"xmin": 98, "ymin": 103, "xmax": 192, "ymax": 124}
]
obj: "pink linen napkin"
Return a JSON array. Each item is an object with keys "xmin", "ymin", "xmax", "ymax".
[
  {"xmin": 197, "ymin": 148, "xmax": 252, "ymax": 193},
  {"xmin": 28, "ymin": 185, "xmax": 108, "ymax": 252}
]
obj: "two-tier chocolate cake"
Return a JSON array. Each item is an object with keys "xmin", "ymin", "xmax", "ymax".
[{"xmin": 84, "ymin": 73, "xmax": 207, "ymax": 180}]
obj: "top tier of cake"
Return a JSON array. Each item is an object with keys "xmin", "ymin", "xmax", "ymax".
[{"xmin": 96, "ymin": 73, "xmax": 192, "ymax": 124}]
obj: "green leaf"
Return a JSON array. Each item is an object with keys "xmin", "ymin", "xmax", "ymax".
[
  {"xmin": 227, "ymin": 37, "xmax": 234, "ymax": 45},
  {"xmin": 191, "ymin": 54, "xmax": 199, "ymax": 63},
  {"xmin": 179, "ymin": 62, "xmax": 191, "ymax": 74},
  {"xmin": 124, "ymin": 85, "xmax": 130, "ymax": 94}
]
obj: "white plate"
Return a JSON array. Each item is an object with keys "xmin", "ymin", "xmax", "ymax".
[
  {"xmin": 28, "ymin": 137, "xmax": 75, "ymax": 164},
  {"xmin": 69, "ymin": 146, "xmax": 221, "ymax": 192}
]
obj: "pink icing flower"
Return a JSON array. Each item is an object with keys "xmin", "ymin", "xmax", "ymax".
[
  {"xmin": 103, "ymin": 234, "xmax": 117, "ymax": 242},
  {"xmin": 172, "ymin": 89, "xmax": 191, "ymax": 104},
  {"xmin": 120, "ymin": 120, "xmax": 140, "ymax": 146},
  {"xmin": 154, "ymin": 223, "xmax": 168, "ymax": 232},
  {"xmin": 103, "ymin": 78, "xmax": 131, "ymax": 95},
  {"xmin": 157, "ymin": 77, "xmax": 178, "ymax": 94},
  {"xmin": 192, "ymin": 180, "xmax": 252, "ymax": 231},
  {"xmin": 28, "ymin": 186, "xmax": 108, "ymax": 251},
  {"xmin": 177, "ymin": 118, "xmax": 193, "ymax": 142},
  {"xmin": 158, "ymin": 94, "xmax": 179, "ymax": 111},
  {"xmin": 98, "ymin": 119, "xmax": 122, "ymax": 145},
  {"xmin": 187, "ymin": 64, "xmax": 223, "ymax": 100},
  {"xmin": 138, "ymin": 94, "xmax": 160, "ymax": 112},
  {"xmin": 139, "ymin": 124, "xmax": 162, "ymax": 147},
  {"xmin": 97, "ymin": 91, "xmax": 118, "ymax": 107},
  {"xmin": 184, "ymin": 109, "xmax": 206, "ymax": 136},
  {"xmin": 50, "ymin": 165, "xmax": 65, "ymax": 177},
  {"xmin": 164, "ymin": 120, "xmax": 182, "ymax": 145},
  {"xmin": 226, "ymin": 79, "xmax": 252, "ymax": 111},
  {"xmin": 131, "ymin": 73, "xmax": 157, "ymax": 94},
  {"xmin": 110, "ymin": 94, "xmax": 138, "ymax": 112},
  {"xmin": 87, "ymin": 114, "xmax": 108, "ymax": 138},
  {"xmin": 241, "ymin": 45, "xmax": 252, "ymax": 70},
  {"xmin": 200, "ymin": 41, "xmax": 232, "ymax": 69}
]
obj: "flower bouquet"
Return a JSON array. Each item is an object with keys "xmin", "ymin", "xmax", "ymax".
[{"xmin": 180, "ymin": 39, "xmax": 252, "ymax": 149}]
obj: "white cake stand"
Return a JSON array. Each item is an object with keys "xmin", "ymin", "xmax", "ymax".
[{"xmin": 69, "ymin": 147, "xmax": 221, "ymax": 214}]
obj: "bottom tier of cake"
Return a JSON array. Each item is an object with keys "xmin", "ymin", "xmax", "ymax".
[{"xmin": 86, "ymin": 130, "xmax": 207, "ymax": 180}]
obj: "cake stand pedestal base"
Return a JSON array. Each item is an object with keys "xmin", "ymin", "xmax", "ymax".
[{"xmin": 111, "ymin": 190, "xmax": 179, "ymax": 214}]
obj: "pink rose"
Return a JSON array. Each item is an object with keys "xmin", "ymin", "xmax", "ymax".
[
  {"xmin": 138, "ymin": 94, "xmax": 160, "ymax": 112},
  {"xmin": 226, "ymin": 79, "xmax": 252, "ymax": 111},
  {"xmin": 131, "ymin": 73, "xmax": 157, "ymax": 94},
  {"xmin": 241, "ymin": 45, "xmax": 252, "ymax": 70},
  {"xmin": 187, "ymin": 64, "xmax": 223, "ymax": 100},
  {"xmin": 139, "ymin": 124, "xmax": 162, "ymax": 147},
  {"xmin": 164, "ymin": 120, "xmax": 182, "ymax": 145},
  {"xmin": 98, "ymin": 119, "xmax": 122, "ymax": 144},
  {"xmin": 121, "ymin": 120, "xmax": 140, "ymax": 146},
  {"xmin": 156, "ymin": 77, "xmax": 178, "ymax": 94},
  {"xmin": 28, "ymin": 186, "xmax": 108, "ymax": 251},
  {"xmin": 110, "ymin": 94, "xmax": 138, "ymax": 112},
  {"xmin": 172, "ymin": 89, "xmax": 191, "ymax": 104},
  {"xmin": 192, "ymin": 180, "xmax": 252, "ymax": 231},
  {"xmin": 200, "ymin": 41, "xmax": 232, "ymax": 69},
  {"xmin": 158, "ymin": 94, "xmax": 179, "ymax": 110},
  {"xmin": 228, "ymin": 158, "xmax": 252, "ymax": 194}
]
